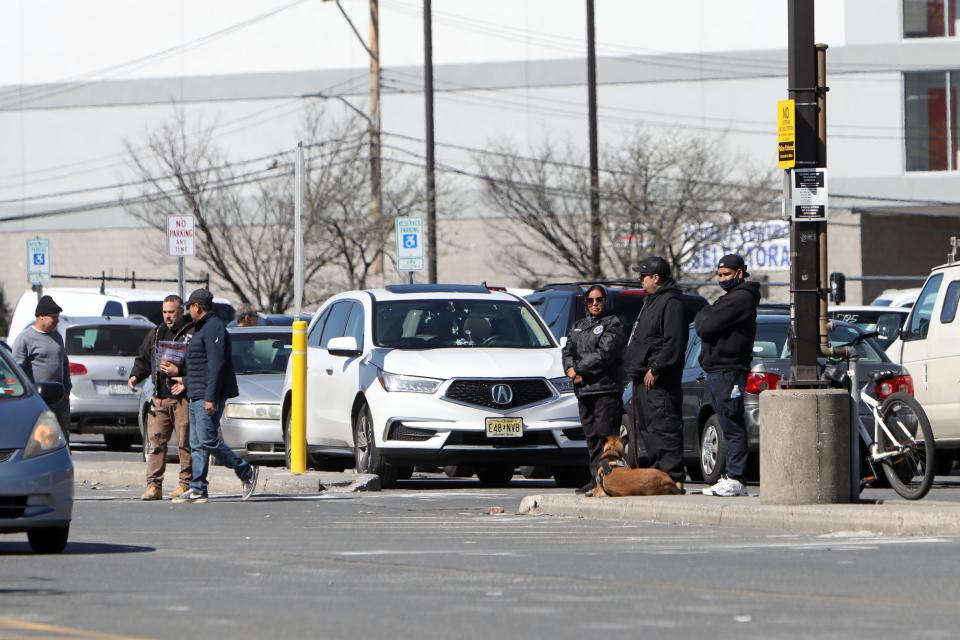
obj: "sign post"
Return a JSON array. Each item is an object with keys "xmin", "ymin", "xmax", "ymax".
[
  {"xmin": 395, "ymin": 217, "xmax": 425, "ymax": 283},
  {"xmin": 167, "ymin": 214, "xmax": 195, "ymax": 301},
  {"xmin": 27, "ymin": 237, "xmax": 51, "ymax": 300}
]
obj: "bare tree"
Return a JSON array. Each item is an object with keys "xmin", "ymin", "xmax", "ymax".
[{"xmin": 477, "ymin": 130, "xmax": 781, "ymax": 283}]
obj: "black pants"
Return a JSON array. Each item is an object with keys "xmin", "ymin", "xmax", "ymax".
[
  {"xmin": 635, "ymin": 375, "xmax": 685, "ymax": 482},
  {"xmin": 705, "ymin": 369, "xmax": 749, "ymax": 482},
  {"xmin": 577, "ymin": 393, "xmax": 622, "ymax": 476}
]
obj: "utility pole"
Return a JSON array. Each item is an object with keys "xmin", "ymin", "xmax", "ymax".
[
  {"xmin": 785, "ymin": 0, "xmax": 822, "ymax": 386},
  {"xmin": 424, "ymin": 0, "xmax": 438, "ymax": 283},
  {"xmin": 586, "ymin": 0, "xmax": 602, "ymax": 280},
  {"xmin": 369, "ymin": 0, "xmax": 384, "ymax": 285}
]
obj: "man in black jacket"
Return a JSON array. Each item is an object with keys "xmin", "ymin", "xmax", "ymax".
[
  {"xmin": 128, "ymin": 294, "xmax": 193, "ymax": 501},
  {"xmin": 624, "ymin": 256, "xmax": 688, "ymax": 488},
  {"xmin": 172, "ymin": 288, "xmax": 257, "ymax": 504},
  {"xmin": 695, "ymin": 254, "xmax": 760, "ymax": 497},
  {"xmin": 562, "ymin": 285, "xmax": 626, "ymax": 494}
]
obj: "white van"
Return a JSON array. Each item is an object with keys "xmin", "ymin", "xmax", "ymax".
[
  {"xmin": 7, "ymin": 287, "xmax": 235, "ymax": 346},
  {"xmin": 885, "ymin": 251, "xmax": 960, "ymax": 469}
]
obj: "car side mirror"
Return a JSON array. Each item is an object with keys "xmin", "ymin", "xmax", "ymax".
[
  {"xmin": 327, "ymin": 336, "xmax": 361, "ymax": 357},
  {"xmin": 559, "ymin": 336, "xmax": 568, "ymax": 348},
  {"xmin": 37, "ymin": 381, "xmax": 65, "ymax": 406}
]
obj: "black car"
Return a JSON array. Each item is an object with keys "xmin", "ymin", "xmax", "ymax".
[
  {"xmin": 525, "ymin": 281, "xmax": 709, "ymax": 342},
  {"xmin": 622, "ymin": 315, "xmax": 911, "ymax": 484}
]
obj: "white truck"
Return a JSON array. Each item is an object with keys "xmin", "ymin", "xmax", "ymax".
[{"xmin": 885, "ymin": 238, "xmax": 960, "ymax": 474}]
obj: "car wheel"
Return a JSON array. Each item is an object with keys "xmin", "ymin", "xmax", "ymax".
[
  {"xmin": 393, "ymin": 466, "xmax": 414, "ymax": 481},
  {"xmin": 27, "ymin": 526, "xmax": 69, "ymax": 554},
  {"xmin": 936, "ymin": 453, "xmax": 955, "ymax": 476},
  {"xmin": 443, "ymin": 465, "xmax": 476, "ymax": 478},
  {"xmin": 520, "ymin": 465, "xmax": 552, "ymax": 479},
  {"xmin": 476, "ymin": 465, "xmax": 514, "ymax": 486},
  {"xmin": 552, "ymin": 465, "xmax": 591, "ymax": 488},
  {"xmin": 103, "ymin": 434, "xmax": 133, "ymax": 451},
  {"xmin": 284, "ymin": 411, "xmax": 294, "ymax": 470},
  {"xmin": 699, "ymin": 415, "xmax": 726, "ymax": 485},
  {"xmin": 353, "ymin": 402, "xmax": 397, "ymax": 487}
]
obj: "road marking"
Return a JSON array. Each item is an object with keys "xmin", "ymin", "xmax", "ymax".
[{"xmin": 0, "ymin": 616, "xmax": 144, "ymax": 639}]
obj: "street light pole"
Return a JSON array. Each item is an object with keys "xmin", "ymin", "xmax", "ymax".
[
  {"xmin": 586, "ymin": 0, "xmax": 601, "ymax": 280},
  {"xmin": 424, "ymin": 0, "xmax": 438, "ymax": 284},
  {"xmin": 368, "ymin": 0, "xmax": 384, "ymax": 285}
]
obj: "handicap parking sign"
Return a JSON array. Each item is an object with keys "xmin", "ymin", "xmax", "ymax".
[
  {"xmin": 27, "ymin": 238, "xmax": 51, "ymax": 285},
  {"xmin": 395, "ymin": 217, "xmax": 424, "ymax": 272},
  {"xmin": 403, "ymin": 234, "xmax": 417, "ymax": 249},
  {"xmin": 33, "ymin": 253, "xmax": 46, "ymax": 266}
]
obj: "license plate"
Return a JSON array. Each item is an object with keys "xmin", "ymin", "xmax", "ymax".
[
  {"xmin": 485, "ymin": 417, "xmax": 523, "ymax": 438},
  {"xmin": 108, "ymin": 383, "xmax": 132, "ymax": 395}
]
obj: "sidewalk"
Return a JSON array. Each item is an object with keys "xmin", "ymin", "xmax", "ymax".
[
  {"xmin": 517, "ymin": 492, "xmax": 960, "ymax": 536},
  {"xmin": 73, "ymin": 460, "xmax": 380, "ymax": 495}
]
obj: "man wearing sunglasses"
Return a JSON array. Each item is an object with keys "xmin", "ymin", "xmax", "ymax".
[
  {"xmin": 624, "ymin": 256, "xmax": 689, "ymax": 491},
  {"xmin": 562, "ymin": 284, "xmax": 626, "ymax": 494}
]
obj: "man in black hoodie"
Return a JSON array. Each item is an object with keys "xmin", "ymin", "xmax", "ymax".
[
  {"xmin": 694, "ymin": 254, "xmax": 760, "ymax": 497},
  {"xmin": 624, "ymin": 256, "xmax": 688, "ymax": 488}
]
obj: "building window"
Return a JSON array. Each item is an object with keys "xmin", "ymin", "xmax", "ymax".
[
  {"xmin": 904, "ymin": 0, "xmax": 959, "ymax": 37},
  {"xmin": 905, "ymin": 71, "xmax": 958, "ymax": 171}
]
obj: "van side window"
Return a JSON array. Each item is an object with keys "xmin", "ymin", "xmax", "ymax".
[
  {"xmin": 940, "ymin": 281, "xmax": 960, "ymax": 324},
  {"xmin": 906, "ymin": 273, "xmax": 943, "ymax": 340},
  {"xmin": 102, "ymin": 301, "xmax": 123, "ymax": 317}
]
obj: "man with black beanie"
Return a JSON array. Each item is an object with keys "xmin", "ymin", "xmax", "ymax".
[
  {"xmin": 695, "ymin": 254, "xmax": 760, "ymax": 497},
  {"xmin": 623, "ymin": 256, "xmax": 688, "ymax": 490}
]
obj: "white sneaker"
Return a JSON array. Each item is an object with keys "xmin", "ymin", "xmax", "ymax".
[{"xmin": 703, "ymin": 476, "xmax": 748, "ymax": 497}]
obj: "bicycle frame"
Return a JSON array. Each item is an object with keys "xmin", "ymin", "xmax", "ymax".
[{"xmin": 845, "ymin": 355, "xmax": 920, "ymax": 466}]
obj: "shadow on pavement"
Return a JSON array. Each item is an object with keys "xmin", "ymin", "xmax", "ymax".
[{"xmin": 0, "ymin": 542, "xmax": 154, "ymax": 556}]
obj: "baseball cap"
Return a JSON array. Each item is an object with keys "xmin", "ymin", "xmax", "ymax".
[
  {"xmin": 185, "ymin": 288, "xmax": 214, "ymax": 308},
  {"xmin": 632, "ymin": 256, "xmax": 672, "ymax": 278},
  {"xmin": 718, "ymin": 253, "xmax": 750, "ymax": 277}
]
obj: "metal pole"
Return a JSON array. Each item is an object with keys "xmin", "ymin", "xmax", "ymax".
[
  {"xmin": 294, "ymin": 141, "xmax": 305, "ymax": 320},
  {"xmin": 786, "ymin": 0, "xmax": 822, "ymax": 386},
  {"xmin": 586, "ymin": 0, "xmax": 602, "ymax": 280},
  {"xmin": 177, "ymin": 257, "xmax": 185, "ymax": 302},
  {"xmin": 369, "ymin": 0, "xmax": 384, "ymax": 286},
  {"xmin": 424, "ymin": 0, "xmax": 438, "ymax": 284},
  {"xmin": 290, "ymin": 320, "xmax": 308, "ymax": 474}
]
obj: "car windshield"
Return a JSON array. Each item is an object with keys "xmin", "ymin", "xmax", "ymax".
[
  {"xmin": 752, "ymin": 320, "xmax": 886, "ymax": 362},
  {"xmin": 230, "ymin": 332, "xmax": 292, "ymax": 374},
  {"xmin": 65, "ymin": 325, "xmax": 150, "ymax": 357},
  {"xmin": 827, "ymin": 310, "xmax": 907, "ymax": 348},
  {"xmin": 375, "ymin": 299, "xmax": 553, "ymax": 349},
  {"xmin": 126, "ymin": 301, "xmax": 163, "ymax": 325},
  {"xmin": 0, "ymin": 353, "xmax": 27, "ymax": 398}
]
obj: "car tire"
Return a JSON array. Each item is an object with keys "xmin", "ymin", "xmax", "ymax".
[
  {"xmin": 552, "ymin": 465, "xmax": 591, "ymax": 488},
  {"xmin": 353, "ymin": 402, "xmax": 397, "ymax": 488},
  {"xmin": 936, "ymin": 453, "xmax": 955, "ymax": 477},
  {"xmin": 520, "ymin": 465, "xmax": 552, "ymax": 479},
  {"xmin": 103, "ymin": 434, "xmax": 133, "ymax": 451},
  {"xmin": 393, "ymin": 466, "xmax": 414, "ymax": 480},
  {"xmin": 699, "ymin": 415, "xmax": 726, "ymax": 485},
  {"xmin": 476, "ymin": 465, "xmax": 514, "ymax": 486},
  {"xmin": 283, "ymin": 411, "xmax": 295, "ymax": 470},
  {"xmin": 27, "ymin": 526, "xmax": 69, "ymax": 554}
]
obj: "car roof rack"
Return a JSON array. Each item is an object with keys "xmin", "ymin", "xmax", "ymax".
[
  {"xmin": 534, "ymin": 280, "xmax": 644, "ymax": 292},
  {"xmin": 383, "ymin": 284, "xmax": 492, "ymax": 295}
]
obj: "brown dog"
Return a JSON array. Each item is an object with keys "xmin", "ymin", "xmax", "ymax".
[{"xmin": 589, "ymin": 435, "xmax": 682, "ymax": 497}]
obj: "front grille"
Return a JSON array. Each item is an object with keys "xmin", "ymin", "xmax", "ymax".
[
  {"xmin": 0, "ymin": 496, "xmax": 27, "ymax": 519},
  {"xmin": 0, "ymin": 449, "xmax": 15, "ymax": 463},
  {"xmin": 562, "ymin": 427, "xmax": 586, "ymax": 441},
  {"xmin": 444, "ymin": 379, "xmax": 553, "ymax": 410},
  {"xmin": 445, "ymin": 430, "xmax": 557, "ymax": 447},
  {"xmin": 386, "ymin": 423, "xmax": 436, "ymax": 442}
]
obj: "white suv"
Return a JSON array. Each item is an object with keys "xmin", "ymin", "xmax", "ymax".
[{"xmin": 280, "ymin": 284, "xmax": 587, "ymax": 486}]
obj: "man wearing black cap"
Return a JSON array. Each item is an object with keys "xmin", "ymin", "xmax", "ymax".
[
  {"xmin": 623, "ymin": 256, "xmax": 688, "ymax": 489},
  {"xmin": 172, "ymin": 288, "xmax": 258, "ymax": 503},
  {"xmin": 13, "ymin": 295, "xmax": 72, "ymax": 440},
  {"xmin": 695, "ymin": 254, "xmax": 760, "ymax": 497}
]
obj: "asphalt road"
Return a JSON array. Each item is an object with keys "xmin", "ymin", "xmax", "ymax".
[{"xmin": 3, "ymin": 479, "xmax": 960, "ymax": 639}]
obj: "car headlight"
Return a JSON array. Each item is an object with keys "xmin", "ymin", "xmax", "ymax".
[
  {"xmin": 378, "ymin": 371, "xmax": 443, "ymax": 394},
  {"xmin": 23, "ymin": 411, "xmax": 67, "ymax": 460},
  {"xmin": 225, "ymin": 403, "xmax": 282, "ymax": 420},
  {"xmin": 550, "ymin": 376, "xmax": 575, "ymax": 394}
]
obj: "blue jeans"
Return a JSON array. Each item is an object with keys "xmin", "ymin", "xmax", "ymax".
[
  {"xmin": 705, "ymin": 370, "xmax": 749, "ymax": 483},
  {"xmin": 188, "ymin": 399, "xmax": 253, "ymax": 493}
]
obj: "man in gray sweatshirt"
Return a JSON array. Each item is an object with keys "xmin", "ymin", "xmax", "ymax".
[{"xmin": 13, "ymin": 295, "xmax": 72, "ymax": 441}]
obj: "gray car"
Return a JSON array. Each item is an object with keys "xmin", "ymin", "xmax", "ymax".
[
  {"xmin": 0, "ymin": 342, "xmax": 73, "ymax": 553},
  {"xmin": 62, "ymin": 316, "xmax": 154, "ymax": 450},
  {"xmin": 136, "ymin": 327, "xmax": 290, "ymax": 465}
]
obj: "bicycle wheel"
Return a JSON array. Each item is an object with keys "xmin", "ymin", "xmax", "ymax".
[{"xmin": 876, "ymin": 392, "xmax": 935, "ymax": 500}]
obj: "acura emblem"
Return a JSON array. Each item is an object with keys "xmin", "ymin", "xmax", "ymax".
[
  {"xmin": 491, "ymin": 383, "xmax": 513, "ymax": 405},
  {"xmin": 117, "ymin": 366, "xmax": 127, "ymax": 376}
]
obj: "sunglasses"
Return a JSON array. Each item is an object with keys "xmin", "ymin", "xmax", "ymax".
[{"xmin": 586, "ymin": 297, "xmax": 606, "ymax": 305}]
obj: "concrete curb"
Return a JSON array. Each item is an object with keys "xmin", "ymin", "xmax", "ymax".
[
  {"xmin": 517, "ymin": 493, "xmax": 960, "ymax": 536},
  {"xmin": 74, "ymin": 461, "xmax": 379, "ymax": 495}
]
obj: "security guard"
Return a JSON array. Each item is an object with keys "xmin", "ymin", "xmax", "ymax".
[{"xmin": 562, "ymin": 284, "xmax": 626, "ymax": 494}]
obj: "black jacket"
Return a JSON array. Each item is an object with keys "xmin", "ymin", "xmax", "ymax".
[
  {"xmin": 561, "ymin": 289, "xmax": 626, "ymax": 396},
  {"xmin": 623, "ymin": 279, "xmax": 689, "ymax": 381},
  {"xmin": 695, "ymin": 280, "xmax": 761, "ymax": 372},
  {"xmin": 130, "ymin": 319, "xmax": 193, "ymax": 398},
  {"xmin": 185, "ymin": 312, "xmax": 239, "ymax": 403}
]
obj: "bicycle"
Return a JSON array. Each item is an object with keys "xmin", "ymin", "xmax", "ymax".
[{"xmin": 822, "ymin": 331, "xmax": 936, "ymax": 500}]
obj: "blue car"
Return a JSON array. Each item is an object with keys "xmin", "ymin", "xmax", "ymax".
[{"xmin": 0, "ymin": 343, "xmax": 74, "ymax": 553}]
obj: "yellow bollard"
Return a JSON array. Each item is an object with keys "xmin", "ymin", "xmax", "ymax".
[{"xmin": 290, "ymin": 320, "xmax": 307, "ymax": 474}]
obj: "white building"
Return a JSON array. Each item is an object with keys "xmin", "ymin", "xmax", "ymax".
[{"xmin": 1, "ymin": 0, "xmax": 957, "ymax": 307}]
